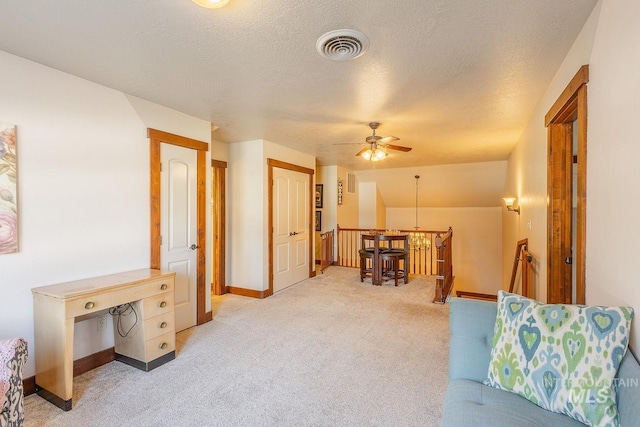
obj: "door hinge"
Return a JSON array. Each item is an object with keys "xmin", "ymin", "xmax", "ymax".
[
  {"xmin": 565, "ymin": 256, "xmax": 572, "ymax": 265},
  {"xmin": 160, "ymin": 162, "xmax": 162, "ymax": 172},
  {"xmin": 160, "ymin": 235, "xmax": 163, "ymax": 245}
]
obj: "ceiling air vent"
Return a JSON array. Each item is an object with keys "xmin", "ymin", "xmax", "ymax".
[{"xmin": 316, "ymin": 29, "xmax": 369, "ymax": 61}]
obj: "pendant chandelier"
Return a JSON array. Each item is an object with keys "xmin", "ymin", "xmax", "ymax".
[{"xmin": 409, "ymin": 175, "xmax": 430, "ymax": 250}]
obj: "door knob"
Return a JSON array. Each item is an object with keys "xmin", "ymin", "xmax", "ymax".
[
  {"xmin": 189, "ymin": 244, "xmax": 199, "ymax": 250},
  {"xmin": 289, "ymin": 231, "xmax": 298, "ymax": 236}
]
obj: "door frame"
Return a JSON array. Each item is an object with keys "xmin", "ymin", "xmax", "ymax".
[
  {"xmin": 545, "ymin": 65, "xmax": 589, "ymax": 304},
  {"xmin": 267, "ymin": 158, "xmax": 315, "ymax": 297},
  {"xmin": 211, "ymin": 159, "xmax": 227, "ymax": 295},
  {"xmin": 148, "ymin": 128, "xmax": 211, "ymax": 324}
]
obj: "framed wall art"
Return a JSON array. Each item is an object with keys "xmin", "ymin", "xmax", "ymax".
[
  {"xmin": 315, "ymin": 210, "xmax": 322, "ymax": 232},
  {"xmin": 0, "ymin": 123, "xmax": 18, "ymax": 254},
  {"xmin": 315, "ymin": 184, "xmax": 323, "ymax": 208}
]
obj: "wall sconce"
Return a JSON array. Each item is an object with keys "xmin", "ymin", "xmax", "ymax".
[
  {"xmin": 503, "ymin": 197, "xmax": 520, "ymax": 215},
  {"xmin": 192, "ymin": 0, "xmax": 230, "ymax": 9}
]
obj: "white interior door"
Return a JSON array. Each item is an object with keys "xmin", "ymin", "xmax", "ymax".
[
  {"xmin": 161, "ymin": 144, "xmax": 197, "ymax": 331},
  {"xmin": 273, "ymin": 168, "xmax": 309, "ymax": 292}
]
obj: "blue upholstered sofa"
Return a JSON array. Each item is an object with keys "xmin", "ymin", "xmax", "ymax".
[{"xmin": 442, "ymin": 298, "xmax": 640, "ymax": 427}]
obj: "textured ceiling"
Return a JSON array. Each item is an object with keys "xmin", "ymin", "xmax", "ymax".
[{"xmin": 0, "ymin": 0, "xmax": 597, "ymax": 171}]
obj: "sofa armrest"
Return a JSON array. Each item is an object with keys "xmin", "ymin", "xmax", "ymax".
[
  {"xmin": 617, "ymin": 349, "xmax": 640, "ymax": 425},
  {"xmin": 449, "ymin": 297, "xmax": 497, "ymax": 383},
  {"xmin": 0, "ymin": 338, "xmax": 27, "ymax": 427}
]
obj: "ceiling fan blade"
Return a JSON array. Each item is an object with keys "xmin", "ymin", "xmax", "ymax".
[
  {"xmin": 378, "ymin": 136, "xmax": 399, "ymax": 144},
  {"xmin": 333, "ymin": 142, "xmax": 367, "ymax": 146},
  {"xmin": 355, "ymin": 147, "xmax": 370, "ymax": 157},
  {"xmin": 383, "ymin": 143, "xmax": 412, "ymax": 152}
]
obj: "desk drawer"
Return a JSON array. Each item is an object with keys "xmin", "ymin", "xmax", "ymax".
[
  {"xmin": 146, "ymin": 331, "xmax": 175, "ymax": 361},
  {"xmin": 136, "ymin": 278, "xmax": 175, "ymax": 299},
  {"xmin": 143, "ymin": 311, "xmax": 175, "ymax": 340},
  {"xmin": 66, "ymin": 278, "xmax": 175, "ymax": 318},
  {"xmin": 141, "ymin": 292, "xmax": 174, "ymax": 319}
]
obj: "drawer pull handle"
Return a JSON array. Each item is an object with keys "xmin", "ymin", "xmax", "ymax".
[
  {"xmin": 160, "ymin": 342, "xmax": 168, "ymax": 350},
  {"xmin": 159, "ymin": 301, "xmax": 167, "ymax": 308},
  {"xmin": 160, "ymin": 322, "xmax": 168, "ymax": 329},
  {"xmin": 160, "ymin": 284, "xmax": 168, "ymax": 290},
  {"xmin": 85, "ymin": 302, "xmax": 95, "ymax": 310}
]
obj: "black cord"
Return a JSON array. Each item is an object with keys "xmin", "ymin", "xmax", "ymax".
[{"xmin": 108, "ymin": 303, "xmax": 138, "ymax": 338}]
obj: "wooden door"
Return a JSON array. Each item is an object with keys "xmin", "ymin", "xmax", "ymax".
[{"xmin": 546, "ymin": 65, "xmax": 588, "ymax": 304}]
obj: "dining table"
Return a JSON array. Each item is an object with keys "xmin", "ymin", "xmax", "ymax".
[{"xmin": 361, "ymin": 232, "xmax": 410, "ymax": 286}]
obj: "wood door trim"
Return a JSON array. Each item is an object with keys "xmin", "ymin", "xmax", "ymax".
[
  {"xmin": 149, "ymin": 128, "xmax": 210, "ymax": 325},
  {"xmin": 575, "ymin": 85, "xmax": 588, "ymax": 305},
  {"xmin": 268, "ymin": 158, "xmax": 314, "ymax": 175},
  {"xmin": 267, "ymin": 158, "xmax": 315, "ymax": 296},
  {"xmin": 148, "ymin": 128, "xmax": 208, "ymax": 151},
  {"xmin": 211, "ymin": 159, "xmax": 226, "ymax": 295},
  {"xmin": 545, "ymin": 66, "xmax": 588, "ymax": 304},
  {"xmin": 547, "ymin": 123, "xmax": 574, "ymax": 304},
  {"xmin": 211, "ymin": 159, "xmax": 227, "ymax": 168},
  {"xmin": 545, "ymin": 65, "xmax": 589, "ymax": 126}
]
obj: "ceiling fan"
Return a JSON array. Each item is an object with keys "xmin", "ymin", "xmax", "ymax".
[{"xmin": 338, "ymin": 122, "xmax": 412, "ymax": 161}]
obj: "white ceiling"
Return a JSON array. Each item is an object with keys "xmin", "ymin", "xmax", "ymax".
[{"xmin": 0, "ymin": 0, "xmax": 596, "ymax": 172}]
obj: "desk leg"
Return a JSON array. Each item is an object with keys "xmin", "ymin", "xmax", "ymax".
[{"xmin": 34, "ymin": 295, "xmax": 74, "ymax": 410}]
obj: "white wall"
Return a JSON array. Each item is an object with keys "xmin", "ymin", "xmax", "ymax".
[
  {"xmin": 386, "ymin": 207, "xmax": 502, "ymax": 295},
  {"xmin": 318, "ymin": 165, "xmax": 337, "ymax": 234},
  {"xmin": 375, "ymin": 186, "xmax": 386, "ymax": 229},
  {"xmin": 228, "ymin": 140, "xmax": 264, "ymax": 291},
  {"xmin": 359, "ymin": 182, "xmax": 388, "ymax": 230},
  {"xmin": 0, "ymin": 50, "xmax": 211, "ymax": 377},
  {"xmin": 317, "ymin": 165, "xmax": 339, "ymax": 261},
  {"xmin": 585, "ymin": 0, "xmax": 640, "ymax": 350},
  {"xmin": 502, "ymin": 2, "xmax": 600, "ymax": 300},
  {"xmin": 227, "ymin": 139, "xmax": 315, "ymax": 291},
  {"xmin": 337, "ymin": 166, "xmax": 358, "ymax": 228},
  {"xmin": 356, "ymin": 161, "xmax": 507, "ymax": 208},
  {"xmin": 503, "ymin": 0, "xmax": 640, "ymax": 349},
  {"xmin": 358, "ymin": 182, "xmax": 377, "ymax": 229},
  {"xmin": 211, "ymin": 138, "xmax": 229, "ymax": 163}
]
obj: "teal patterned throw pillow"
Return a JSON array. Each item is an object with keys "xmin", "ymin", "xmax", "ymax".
[{"xmin": 485, "ymin": 291, "xmax": 634, "ymax": 427}]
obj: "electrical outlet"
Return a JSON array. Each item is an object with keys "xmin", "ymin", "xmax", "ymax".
[{"xmin": 97, "ymin": 315, "xmax": 108, "ymax": 332}]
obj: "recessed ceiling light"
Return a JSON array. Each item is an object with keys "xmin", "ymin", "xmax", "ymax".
[{"xmin": 192, "ymin": 0, "xmax": 230, "ymax": 9}]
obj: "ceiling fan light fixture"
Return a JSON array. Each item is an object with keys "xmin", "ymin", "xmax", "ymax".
[
  {"xmin": 361, "ymin": 148, "xmax": 387, "ymax": 162},
  {"xmin": 373, "ymin": 149, "xmax": 387, "ymax": 161},
  {"xmin": 192, "ymin": 0, "xmax": 230, "ymax": 9}
]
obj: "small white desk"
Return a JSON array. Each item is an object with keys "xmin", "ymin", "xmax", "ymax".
[{"xmin": 31, "ymin": 269, "xmax": 176, "ymax": 411}]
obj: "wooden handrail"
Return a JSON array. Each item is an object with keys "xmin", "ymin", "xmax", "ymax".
[
  {"xmin": 336, "ymin": 225, "xmax": 454, "ymax": 303},
  {"xmin": 434, "ymin": 227, "xmax": 454, "ymax": 303},
  {"xmin": 508, "ymin": 239, "xmax": 529, "ymax": 293},
  {"xmin": 456, "ymin": 238, "xmax": 533, "ymax": 301},
  {"xmin": 319, "ymin": 229, "xmax": 334, "ymax": 273}
]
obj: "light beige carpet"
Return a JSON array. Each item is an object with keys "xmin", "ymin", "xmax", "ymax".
[{"xmin": 24, "ymin": 267, "xmax": 449, "ymax": 426}]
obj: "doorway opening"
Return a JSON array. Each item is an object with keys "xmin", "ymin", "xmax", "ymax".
[
  {"xmin": 211, "ymin": 159, "xmax": 227, "ymax": 296},
  {"xmin": 267, "ymin": 159, "xmax": 315, "ymax": 296},
  {"xmin": 148, "ymin": 128, "xmax": 211, "ymax": 326},
  {"xmin": 545, "ymin": 65, "xmax": 588, "ymax": 304}
]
